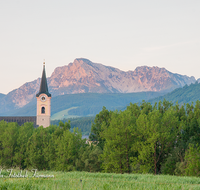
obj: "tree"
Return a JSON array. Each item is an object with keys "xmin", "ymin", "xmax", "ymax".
[
  {"xmin": 0, "ymin": 122, "xmax": 18, "ymax": 168},
  {"xmin": 184, "ymin": 144, "xmax": 200, "ymax": 176},
  {"xmin": 54, "ymin": 128, "xmax": 84, "ymax": 171},
  {"xmin": 76, "ymin": 144, "xmax": 103, "ymax": 172},
  {"xmin": 89, "ymin": 106, "xmax": 112, "ymax": 149},
  {"xmin": 13, "ymin": 122, "xmax": 34, "ymax": 169},
  {"xmin": 100, "ymin": 109, "xmax": 137, "ymax": 173},
  {"xmin": 132, "ymin": 106, "xmax": 179, "ymax": 174},
  {"xmin": 45, "ymin": 125, "xmax": 63, "ymax": 170},
  {"xmin": 161, "ymin": 103, "xmax": 187, "ymax": 175},
  {"xmin": 25, "ymin": 126, "xmax": 52, "ymax": 170},
  {"xmin": 59, "ymin": 121, "xmax": 71, "ymax": 130}
]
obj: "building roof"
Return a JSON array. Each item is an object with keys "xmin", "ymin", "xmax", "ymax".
[{"xmin": 36, "ymin": 62, "xmax": 51, "ymax": 97}]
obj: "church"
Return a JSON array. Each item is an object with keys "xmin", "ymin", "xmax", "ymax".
[
  {"xmin": 0, "ymin": 61, "xmax": 51, "ymax": 128},
  {"xmin": 36, "ymin": 61, "xmax": 51, "ymax": 128}
]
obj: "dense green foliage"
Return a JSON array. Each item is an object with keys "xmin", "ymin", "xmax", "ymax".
[
  {"xmin": 1, "ymin": 171, "xmax": 200, "ymax": 190},
  {"xmin": 0, "ymin": 122, "xmax": 100, "ymax": 172},
  {"xmin": 150, "ymin": 82, "xmax": 200, "ymax": 105},
  {"xmin": 89, "ymin": 99, "xmax": 200, "ymax": 176},
  {"xmin": 1, "ymin": 99, "xmax": 200, "ymax": 177},
  {"xmin": 51, "ymin": 116, "xmax": 95, "ymax": 135}
]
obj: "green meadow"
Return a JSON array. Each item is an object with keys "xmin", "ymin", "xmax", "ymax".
[
  {"xmin": 1, "ymin": 171, "xmax": 200, "ymax": 190},
  {"xmin": 51, "ymin": 107, "xmax": 79, "ymax": 120}
]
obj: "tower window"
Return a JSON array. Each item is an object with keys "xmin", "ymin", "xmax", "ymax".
[{"xmin": 41, "ymin": 107, "xmax": 45, "ymax": 114}]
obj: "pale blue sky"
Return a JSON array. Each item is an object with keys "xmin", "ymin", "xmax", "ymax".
[{"xmin": 0, "ymin": 0, "xmax": 200, "ymax": 94}]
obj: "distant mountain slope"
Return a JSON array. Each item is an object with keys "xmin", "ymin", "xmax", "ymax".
[
  {"xmin": 1, "ymin": 92, "xmax": 164, "ymax": 117},
  {"xmin": 0, "ymin": 58, "xmax": 196, "ymax": 114},
  {"xmin": 0, "ymin": 93, "xmax": 5, "ymax": 100},
  {"xmin": 149, "ymin": 82, "xmax": 200, "ymax": 105},
  {"xmin": 0, "ymin": 79, "xmax": 40, "ymax": 113}
]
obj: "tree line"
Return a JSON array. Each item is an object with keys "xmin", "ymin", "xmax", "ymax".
[
  {"xmin": 51, "ymin": 116, "xmax": 95, "ymax": 135},
  {"xmin": 0, "ymin": 120, "xmax": 101, "ymax": 172},
  {"xmin": 90, "ymin": 100, "xmax": 200, "ymax": 176},
  {"xmin": 1, "ymin": 99, "xmax": 200, "ymax": 176}
]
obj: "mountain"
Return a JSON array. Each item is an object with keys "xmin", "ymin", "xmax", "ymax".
[
  {"xmin": 149, "ymin": 82, "xmax": 200, "ymax": 106},
  {"xmin": 0, "ymin": 58, "xmax": 196, "ymax": 114},
  {"xmin": 1, "ymin": 92, "xmax": 164, "ymax": 118},
  {"xmin": 0, "ymin": 93, "xmax": 5, "ymax": 100},
  {"xmin": 0, "ymin": 79, "xmax": 41, "ymax": 113},
  {"xmin": 48, "ymin": 58, "xmax": 195, "ymax": 95}
]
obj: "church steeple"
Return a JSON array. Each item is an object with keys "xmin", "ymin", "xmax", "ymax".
[
  {"xmin": 36, "ymin": 61, "xmax": 51, "ymax": 97},
  {"xmin": 36, "ymin": 60, "xmax": 52, "ymax": 128}
]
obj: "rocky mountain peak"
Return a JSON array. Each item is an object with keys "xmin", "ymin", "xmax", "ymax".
[
  {"xmin": 134, "ymin": 66, "xmax": 167, "ymax": 74},
  {"xmin": 0, "ymin": 58, "xmax": 197, "ymax": 113}
]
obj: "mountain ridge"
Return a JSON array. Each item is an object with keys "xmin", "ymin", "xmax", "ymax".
[
  {"xmin": 0, "ymin": 58, "xmax": 196, "ymax": 114},
  {"xmin": 149, "ymin": 81, "xmax": 200, "ymax": 106},
  {"xmin": 1, "ymin": 92, "xmax": 164, "ymax": 117}
]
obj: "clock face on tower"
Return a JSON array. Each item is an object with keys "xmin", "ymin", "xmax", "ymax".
[{"xmin": 40, "ymin": 95, "xmax": 46, "ymax": 102}]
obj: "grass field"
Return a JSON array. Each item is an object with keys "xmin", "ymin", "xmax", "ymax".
[
  {"xmin": 51, "ymin": 107, "xmax": 79, "ymax": 120},
  {"xmin": 1, "ymin": 170, "xmax": 200, "ymax": 190}
]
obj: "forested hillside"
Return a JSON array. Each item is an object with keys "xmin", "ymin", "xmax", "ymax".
[
  {"xmin": 1, "ymin": 99, "xmax": 200, "ymax": 176},
  {"xmin": 150, "ymin": 82, "xmax": 200, "ymax": 105},
  {"xmin": 2, "ymin": 92, "xmax": 163, "ymax": 117},
  {"xmin": 51, "ymin": 116, "xmax": 95, "ymax": 135}
]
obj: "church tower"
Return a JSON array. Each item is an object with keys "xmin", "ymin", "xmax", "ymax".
[{"xmin": 36, "ymin": 61, "xmax": 51, "ymax": 128}]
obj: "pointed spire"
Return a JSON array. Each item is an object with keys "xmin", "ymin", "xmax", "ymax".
[{"xmin": 36, "ymin": 61, "xmax": 51, "ymax": 97}]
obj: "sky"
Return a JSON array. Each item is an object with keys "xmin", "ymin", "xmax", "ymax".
[{"xmin": 0, "ymin": 0, "xmax": 200, "ymax": 94}]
